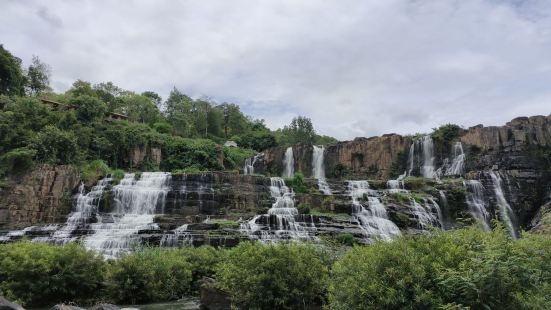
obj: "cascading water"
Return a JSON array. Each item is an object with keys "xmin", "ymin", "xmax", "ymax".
[
  {"xmin": 408, "ymin": 135, "xmax": 437, "ymax": 179},
  {"xmin": 488, "ymin": 171, "xmax": 519, "ymax": 239},
  {"xmin": 243, "ymin": 153, "xmax": 263, "ymax": 175},
  {"xmin": 51, "ymin": 179, "xmax": 111, "ymax": 243},
  {"xmin": 463, "ymin": 180, "xmax": 491, "ymax": 230},
  {"xmin": 347, "ymin": 181, "xmax": 401, "ymax": 241},
  {"xmin": 240, "ymin": 177, "xmax": 313, "ymax": 242},
  {"xmin": 445, "ymin": 142, "xmax": 465, "ymax": 176},
  {"xmin": 282, "ymin": 147, "xmax": 294, "ymax": 178},
  {"xmin": 387, "ymin": 171, "xmax": 406, "ymax": 193},
  {"xmin": 312, "ymin": 145, "xmax": 332, "ymax": 195},
  {"xmin": 160, "ymin": 224, "xmax": 191, "ymax": 247},
  {"xmin": 84, "ymin": 172, "xmax": 171, "ymax": 259},
  {"xmin": 409, "ymin": 199, "xmax": 439, "ymax": 230}
]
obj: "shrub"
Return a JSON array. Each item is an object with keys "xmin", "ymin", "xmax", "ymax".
[
  {"xmin": 31, "ymin": 125, "xmax": 79, "ymax": 164},
  {"xmin": 285, "ymin": 172, "xmax": 308, "ymax": 194},
  {"xmin": 297, "ymin": 203, "xmax": 311, "ymax": 214},
  {"xmin": 106, "ymin": 248, "xmax": 193, "ymax": 304},
  {"xmin": 110, "ymin": 169, "xmax": 125, "ymax": 185},
  {"xmin": 335, "ymin": 233, "xmax": 355, "ymax": 246},
  {"xmin": 0, "ymin": 242, "xmax": 105, "ymax": 307},
  {"xmin": 0, "ymin": 147, "xmax": 35, "ymax": 176},
  {"xmin": 215, "ymin": 242, "xmax": 329, "ymax": 309},
  {"xmin": 178, "ymin": 246, "xmax": 225, "ymax": 291},
  {"xmin": 80, "ymin": 160, "xmax": 110, "ymax": 185}
]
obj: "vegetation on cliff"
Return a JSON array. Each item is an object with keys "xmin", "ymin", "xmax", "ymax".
[{"xmin": 0, "ymin": 45, "xmax": 336, "ymax": 179}]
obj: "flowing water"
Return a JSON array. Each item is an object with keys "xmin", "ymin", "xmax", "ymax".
[
  {"xmin": 84, "ymin": 172, "xmax": 171, "ymax": 259},
  {"xmin": 408, "ymin": 135, "xmax": 437, "ymax": 179},
  {"xmin": 160, "ymin": 224, "xmax": 192, "ymax": 247},
  {"xmin": 312, "ymin": 145, "xmax": 332, "ymax": 194},
  {"xmin": 347, "ymin": 181, "xmax": 401, "ymax": 241},
  {"xmin": 409, "ymin": 199, "xmax": 439, "ymax": 230},
  {"xmin": 282, "ymin": 147, "xmax": 294, "ymax": 178},
  {"xmin": 240, "ymin": 177, "xmax": 313, "ymax": 242},
  {"xmin": 387, "ymin": 171, "xmax": 406, "ymax": 193},
  {"xmin": 488, "ymin": 171, "xmax": 519, "ymax": 239},
  {"xmin": 463, "ymin": 180, "xmax": 491, "ymax": 230},
  {"xmin": 243, "ymin": 153, "xmax": 263, "ymax": 175},
  {"xmin": 445, "ymin": 142, "xmax": 465, "ymax": 176}
]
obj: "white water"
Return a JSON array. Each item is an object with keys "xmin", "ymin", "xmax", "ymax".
[
  {"xmin": 463, "ymin": 180, "xmax": 491, "ymax": 230},
  {"xmin": 312, "ymin": 145, "xmax": 332, "ymax": 194},
  {"xmin": 52, "ymin": 179, "xmax": 111, "ymax": 243},
  {"xmin": 160, "ymin": 224, "xmax": 192, "ymax": 247},
  {"xmin": 347, "ymin": 181, "xmax": 401, "ymax": 241},
  {"xmin": 84, "ymin": 172, "xmax": 171, "ymax": 259},
  {"xmin": 241, "ymin": 177, "xmax": 312, "ymax": 242},
  {"xmin": 387, "ymin": 171, "xmax": 407, "ymax": 193},
  {"xmin": 410, "ymin": 199, "xmax": 439, "ymax": 230},
  {"xmin": 489, "ymin": 171, "xmax": 519, "ymax": 239},
  {"xmin": 282, "ymin": 147, "xmax": 294, "ymax": 178},
  {"xmin": 445, "ymin": 142, "xmax": 465, "ymax": 176},
  {"xmin": 243, "ymin": 153, "xmax": 263, "ymax": 175},
  {"xmin": 408, "ymin": 136, "xmax": 437, "ymax": 179}
]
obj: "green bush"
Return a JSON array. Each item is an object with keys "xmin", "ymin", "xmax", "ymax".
[
  {"xmin": 0, "ymin": 242, "xmax": 105, "ymax": 307},
  {"xmin": 106, "ymin": 248, "xmax": 193, "ymax": 304},
  {"xmin": 0, "ymin": 147, "xmax": 35, "ymax": 176},
  {"xmin": 31, "ymin": 125, "xmax": 79, "ymax": 164},
  {"xmin": 335, "ymin": 233, "xmax": 355, "ymax": 246},
  {"xmin": 216, "ymin": 242, "xmax": 329, "ymax": 309},
  {"xmin": 297, "ymin": 203, "xmax": 311, "ymax": 214},
  {"xmin": 285, "ymin": 172, "xmax": 308, "ymax": 194},
  {"xmin": 80, "ymin": 160, "xmax": 110, "ymax": 185},
  {"xmin": 328, "ymin": 227, "xmax": 551, "ymax": 310},
  {"xmin": 178, "ymin": 246, "xmax": 225, "ymax": 291},
  {"xmin": 110, "ymin": 168, "xmax": 125, "ymax": 185}
]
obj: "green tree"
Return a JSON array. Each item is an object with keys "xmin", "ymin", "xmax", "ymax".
[
  {"xmin": 26, "ymin": 55, "xmax": 51, "ymax": 96},
  {"xmin": 31, "ymin": 125, "xmax": 79, "ymax": 164},
  {"xmin": 0, "ymin": 45, "xmax": 26, "ymax": 96},
  {"xmin": 142, "ymin": 91, "xmax": 162, "ymax": 108},
  {"xmin": 165, "ymin": 87, "xmax": 194, "ymax": 137},
  {"xmin": 121, "ymin": 94, "xmax": 161, "ymax": 125},
  {"xmin": 70, "ymin": 95, "xmax": 107, "ymax": 122},
  {"xmin": 278, "ymin": 116, "xmax": 317, "ymax": 145}
]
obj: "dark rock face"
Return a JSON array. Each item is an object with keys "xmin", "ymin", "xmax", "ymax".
[
  {"xmin": 0, "ymin": 296, "xmax": 25, "ymax": 310},
  {"xmin": 255, "ymin": 135, "xmax": 409, "ymax": 179},
  {"xmin": 200, "ymin": 278, "xmax": 232, "ymax": 310},
  {"xmin": 0, "ymin": 165, "xmax": 80, "ymax": 231}
]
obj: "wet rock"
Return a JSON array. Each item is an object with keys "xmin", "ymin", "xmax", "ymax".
[
  {"xmin": 0, "ymin": 296, "xmax": 25, "ymax": 310},
  {"xmin": 50, "ymin": 304, "xmax": 85, "ymax": 310},
  {"xmin": 88, "ymin": 304, "xmax": 120, "ymax": 310},
  {"xmin": 200, "ymin": 278, "xmax": 231, "ymax": 310}
]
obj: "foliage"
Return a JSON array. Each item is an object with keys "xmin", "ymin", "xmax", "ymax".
[
  {"xmin": 31, "ymin": 125, "xmax": 79, "ymax": 164},
  {"xmin": 328, "ymin": 163, "xmax": 351, "ymax": 178},
  {"xmin": 0, "ymin": 242, "xmax": 105, "ymax": 306},
  {"xmin": 0, "ymin": 45, "xmax": 26, "ymax": 96},
  {"xmin": 276, "ymin": 116, "xmax": 317, "ymax": 145},
  {"xmin": 106, "ymin": 248, "xmax": 193, "ymax": 304},
  {"xmin": 284, "ymin": 172, "xmax": 309, "ymax": 193},
  {"xmin": 111, "ymin": 169, "xmax": 125, "ymax": 185},
  {"xmin": 432, "ymin": 124, "xmax": 463, "ymax": 143},
  {"xmin": 335, "ymin": 233, "xmax": 356, "ymax": 246},
  {"xmin": 223, "ymin": 146, "xmax": 256, "ymax": 170},
  {"xmin": 328, "ymin": 227, "xmax": 551, "ymax": 310},
  {"xmin": 177, "ymin": 246, "xmax": 225, "ymax": 291},
  {"xmin": 26, "ymin": 55, "xmax": 51, "ymax": 95},
  {"xmin": 215, "ymin": 242, "xmax": 329, "ymax": 309},
  {"xmin": 297, "ymin": 203, "xmax": 311, "ymax": 214},
  {"xmin": 0, "ymin": 147, "xmax": 36, "ymax": 176},
  {"xmin": 80, "ymin": 160, "xmax": 110, "ymax": 185},
  {"xmin": 71, "ymin": 95, "xmax": 108, "ymax": 123}
]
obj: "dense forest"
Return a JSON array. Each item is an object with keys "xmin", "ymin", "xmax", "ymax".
[{"xmin": 0, "ymin": 44, "xmax": 336, "ymax": 179}]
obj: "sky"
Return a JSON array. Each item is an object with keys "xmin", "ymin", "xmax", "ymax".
[{"xmin": 2, "ymin": 0, "xmax": 551, "ymax": 140}]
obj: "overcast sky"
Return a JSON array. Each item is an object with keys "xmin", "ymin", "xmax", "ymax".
[{"xmin": 2, "ymin": 0, "xmax": 551, "ymax": 140}]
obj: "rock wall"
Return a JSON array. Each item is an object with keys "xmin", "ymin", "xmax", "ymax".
[{"xmin": 0, "ymin": 165, "xmax": 80, "ymax": 230}]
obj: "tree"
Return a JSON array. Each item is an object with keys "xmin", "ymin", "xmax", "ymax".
[
  {"xmin": 121, "ymin": 94, "xmax": 161, "ymax": 125},
  {"xmin": 93, "ymin": 81, "xmax": 127, "ymax": 112},
  {"xmin": 26, "ymin": 56, "xmax": 51, "ymax": 95},
  {"xmin": 70, "ymin": 95, "xmax": 107, "ymax": 122},
  {"xmin": 278, "ymin": 116, "xmax": 317, "ymax": 145},
  {"xmin": 0, "ymin": 45, "xmax": 26, "ymax": 96},
  {"xmin": 142, "ymin": 91, "xmax": 162, "ymax": 108},
  {"xmin": 165, "ymin": 87, "xmax": 194, "ymax": 137}
]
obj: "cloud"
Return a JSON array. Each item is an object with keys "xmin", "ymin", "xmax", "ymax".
[{"xmin": 2, "ymin": 0, "xmax": 551, "ymax": 140}]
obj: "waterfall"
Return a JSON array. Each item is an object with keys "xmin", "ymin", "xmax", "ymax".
[
  {"xmin": 407, "ymin": 136, "xmax": 437, "ymax": 179},
  {"xmin": 282, "ymin": 147, "xmax": 294, "ymax": 178},
  {"xmin": 438, "ymin": 190, "xmax": 448, "ymax": 229},
  {"xmin": 387, "ymin": 171, "xmax": 406, "ymax": 193},
  {"xmin": 427, "ymin": 198, "xmax": 444, "ymax": 228},
  {"xmin": 488, "ymin": 171, "xmax": 519, "ymax": 239},
  {"xmin": 84, "ymin": 172, "xmax": 171, "ymax": 259},
  {"xmin": 409, "ymin": 199, "xmax": 439, "ymax": 230},
  {"xmin": 240, "ymin": 177, "xmax": 313, "ymax": 242},
  {"xmin": 347, "ymin": 181, "xmax": 401, "ymax": 241},
  {"xmin": 160, "ymin": 224, "xmax": 192, "ymax": 247},
  {"xmin": 243, "ymin": 153, "xmax": 263, "ymax": 175},
  {"xmin": 312, "ymin": 145, "xmax": 332, "ymax": 195},
  {"xmin": 445, "ymin": 142, "xmax": 465, "ymax": 176},
  {"xmin": 51, "ymin": 179, "xmax": 112, "ymax": 243},
  {"xmin": 463, "ymin": 180, "xmax": 491, "ymax": 230}
]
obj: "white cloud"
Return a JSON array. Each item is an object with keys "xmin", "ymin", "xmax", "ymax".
[{"xmin": 1, "ymin": 0, "xmax": 551, "ymax": 140}]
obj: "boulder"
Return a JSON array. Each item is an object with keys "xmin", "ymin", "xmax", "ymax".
[
  {"xmin": 49, "ymin": 305, "xmax": 85, "ymax": 310},
  {"xmin": 88, "ymin": 304, "xmax": 120, "ymax": 310},
  {"xmin": 0, "ymin": 296, "xmax": 24, "ymax": 310},
  {"xmin": 200, "ymin": 278, "xmax": 231, "ymax": 310}
]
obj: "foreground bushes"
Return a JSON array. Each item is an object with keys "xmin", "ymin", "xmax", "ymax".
[
  {"xmin": 216, "ymin": 242, "xmax": 329, "ymax": 309},
  {"xmin": 329, "ymin": 226, "xmax": 551, "ymax": 310},
  {"xmin": 0, "ymin": 242, "xmax": 105, "ymax": 306},
  {"xmin": 1, "ymin": 228, "xmax": 550, "ymax": 308}
]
